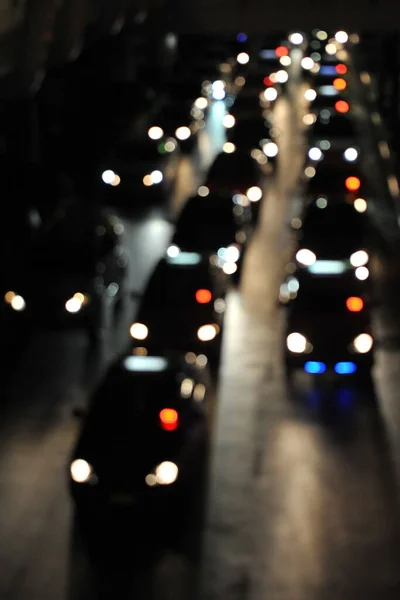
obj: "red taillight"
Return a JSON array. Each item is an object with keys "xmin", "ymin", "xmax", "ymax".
[
  {"xmin": 335, "ymin": 100, "xmax": 350, "ymax": 113},
  {"xmin": 275, "ymin": 45, "xmax": 289, "ymax": 57},
  {"xmin": 346, "ymin": 297, "xmax": 364, "ymax": 312},
  {"xmin": 159, "ymin": 408, "xmax": 179, "ymax": 431},
  {"xmin": 336, "ymin": 63, "xmax": 348, "ymax": 75},
  {"xmin": 263, "ymin": 76, "xmax": 273, "ymax": 86},
  {"xmin": 196, "ymin": 289, "xmax": 212, "ymax": 304},
  {"xmin": 345, "ymin": 176, "xmax": 361, "ymax": 192},
  {"xmin": 333, "ymin": 77, "xmax": 347, "ymax": 91}
]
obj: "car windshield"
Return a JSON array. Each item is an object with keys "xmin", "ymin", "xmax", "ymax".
[
  {"xmin": 174, "ymin": 197, "xmax": 237, "ymax": 249},
  {"xmin": 300, "ymin": 204, "xmax": 368, "ymax": 256},
  {"xmin": 141, "ymin": 261, "xmax": 213, "ymax": 308},
  {"xmin": 208, "ymin": 152, "xmax": 258, "ymax": 180},
  {"xmin": 312, "ymin": 115, "xmax": 355, "ymax": 138},
  {"xmin": 29, "ymin": 214, "xmax": 106, "ymax": 273},
  {"xmin": 292, "ymin": 287, "xmax": 367, "ymax": 316},
  {"xmin": 231, "ymin": 119, "xmax": 271, "ymax": 144}
]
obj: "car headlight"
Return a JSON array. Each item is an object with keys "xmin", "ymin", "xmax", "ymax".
[
  {"xmin": 197, "ymin": 324, "xmax": 219, "ymax": 341},
  {"xmin": 70, "ymin": 459, "xmax": 94, "ymax": 483},
  {"xmin": 175, "ymin": 126, "xmax": 191, "ymax": 140},
  {"xmin": 145, "ymin": 461, "xmax": 179, "ymax": 486},
  {"xmin": 296, "ymin": 248, "xmax": 317, "ymax": 266},
  {"xmin": 65, "ymin": 292, "xmax": 89, "ymax": 313},
  {"xmin": 167, "ymin": 244, "xmax": 180, "ymax": 258},
  {"xmin": 130, "ymin": 322, "xmax": 149, "ymax": 340},
  {"xmin": 4, "ymin": 291, "xmax": 26, "ymax": 311},
  {"xmin": 353, "ymin": 333, "xmax": 373, "ymax": 353},
  {"xmin": 350, "ymin": 250, "xmax": 369, "ymax": 267},
  {"xmin": 287, "ymin": 332, "xmax": 308, "ymax": 353}
]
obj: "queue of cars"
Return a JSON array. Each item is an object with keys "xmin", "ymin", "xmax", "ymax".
[
  {"xmin": 67, "ymin": 37, "xmax": 290, "ymax": 558},
  {"xmin": 282, "ymin": 31, "xmax": 375, "ymax": 381}
]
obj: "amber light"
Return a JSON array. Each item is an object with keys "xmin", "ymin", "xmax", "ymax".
[
  {"xmin": 345, "ymin": 176, "xmax": 361, "ymax": 191},
  {"xmin": 275, "ymin": 45, "xmax": 289, "ymax": 57},
  {"xmin": 195, "ymin": 289, "xmax": 212, "ymax": 304},
  {"xmin": 333, "ymin": 77, "xmax": 347, "ymax": 91},
  {"xmin": 159, "ymin": 408, "xmax": 179, "ymax": 431},
  {"xmin": 335, "ymin": 100, "xmax": 350, "ymax": 113},
  {"xmin": 346, "ymin": 297, "xmax": 364, "ymax": 312},
  {"xmin": 336, "ymin": 63, "xmax": 348, "ymax": 75}
]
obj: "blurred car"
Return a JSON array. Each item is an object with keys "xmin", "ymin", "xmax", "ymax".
[
  {"xmin": 205, "ymin": 150, "xmax": 265, "ymax": 198},
  {"xmin": 230, "ymin": 93, "xmax": 263, "ymax": 120},
  {"xmin": 97, "ymin": 138, "xmax": 181, "ymax": 208},
  {"xmin": 2, "ymin": 207, "xmax": 128, "ymax": 341},
  {"xmin": 130, "ymin": 254, "xmax": 228, "ymax": 369},
  {"xmin": 305, "ymin": 160, "xmax": 366, "ymax": 201},
  {"xmin": 148, "ymin": 100, "xmax": 202, "ymax": 154},
  {"xmin": 309, "ymin": 93, "xmax": 347, "ymax": 115},
  {"xmin": 309, "ymin": 113, "xmax": 356, "ymax": 149},
  {"xmin": 69, "ymin": 352, "xmax": 211, "ymax": 560},
  {"xmin": 169, "ymin": 191, "xmax": 254, "ymax": 282},
  {"xmin": 285, "ymin": 283, "xmax": 374, "ymax": 379},
  {"xmin": 293, "ymin": 200, "xmax": 371, "ymax": 286}
]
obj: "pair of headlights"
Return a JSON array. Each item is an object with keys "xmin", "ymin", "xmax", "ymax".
[
  {"xmin": 287, "ymin": 332, "xmax": 373, "ymax": 354},
  {"xmin": 129, "ymin": 322, "xmax": 220, "ymax": 342},
  {"xmin": 70, "ymin": 459, "xmax": 179, "ymax": 486}
]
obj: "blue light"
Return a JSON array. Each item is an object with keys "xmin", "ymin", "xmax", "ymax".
[
  {"xmin": 236, "ymin": 32, "xmax": 247, "ymax": 43},
  {"xmin": 320, "ymin": 65, "xmax": 337, "ymax": 76},
  {"xmin": 304, "ymin": 361, "xmax": 327, "ymax": 374},
  {"xmin": 335, "ymin": 362, "xmax": 357, "ymax": 375}
]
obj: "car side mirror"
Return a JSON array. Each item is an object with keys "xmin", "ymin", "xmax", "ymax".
[{"xmin": 72, "ymin": 406, "xmax": 87, "ymax": 419}]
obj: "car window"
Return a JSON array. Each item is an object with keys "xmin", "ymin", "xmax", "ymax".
[
  {"xmin": 142, "ymin": 261, "xmax": 213, "ymax": 307},
  {"xmin": 300, "ymin": 204, "xmax": 368, "ymax": 254}
]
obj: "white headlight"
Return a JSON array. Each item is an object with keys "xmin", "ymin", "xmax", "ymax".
[
  {"xmin": 276, "ymin": 70, "xmax": 289, "ymax": 83},
  {"xmin": 344, "ymin": 147, "xmax": 358, "ymax": 162},
  {"xmin": 264, "ymin": 87, "xmax": 278, "ymax": 102},
  {"xmin": 237, "ymin": 52, "xmax": 250, "ymax": 64},
  {"xmin": 296, "ymin": 248, "xmax": 317, "ymax": 266},
  {"xmin": 353, "ymin": 333, "xmax": 373, "ymax": 354},
  {"xmin": 287, "ymin": 332, "xmax": 307, "ymax": 353},
  {"xmin": 262, "ymin": 142, "xmax": 278, "ymax": 158},
  {"xmin": 304, "ymin": 89, "xmax": 317, "ymax": 101},
  {"xmin": 130, "ymin": 322, "xmax": 148, "ymax": 340},
  {"xmin": 223, "ymin": 142, "xmax": 236, "ymax": 153},
  {"xmin": 225, "ymin": 245, "xmax": 240, "ymax": 263},
  {"xmin": 289, "ymin": 33, "xmax": 304, "ymax": 45},
  {"xmin": 148, "ymin": 126, "xmax": 164, "ymax": 140},
  {"xmin": 101, "ymin": 169, "xmax": 116, "ymax": 184},
  {"xmin": 194, "ymin": 97, "xmax": 208, "ymax": 110},
  {"xmin": 167, "ymin": 245, "xmax": 180, "ymax": 257},
  {"xmin": 246, "ymin": 186, "xmax": 263, "ymax": 202},
  {"xmin": 350, "ymin": 250, "xmax": 369, "ymax": 267},
  {"xmin": 335, "ymin": 31, "xmax": 348, "ymax": 44},
  {"xmin": 355, "ymin": 266, "xmax": 369, "ymax": 280},
  {"xmin": 222, "ymin": 114, "xmax": 236, "ymax": 128},
  {"xmin": 197, "ymin": 324, "xmax": 218, "ymax": 341},
  {"xmin": 65, "ymin": 297, "xmax": 82, "ymax": 313},
  {"xmin": 150, "ymin": 170, "xmax": 163, "ymax": 184},
  {"xmin": 301, "ymin": 57, "xmax": 315, "ymax": 70},
  {"xmin": 70, "ymin": 459, "xmax": 92, "ymax": 483},
  {"xmin": 10, "ymin": 295, "xmax": 26, "ymax": 311},
  {"xmin": 308, "ymin": 147, "xmax": 323, "ymax": 161},
  {"xmin": 155, "ymin": 461, "xmax": 179, "ymax": 485},
  {"xmin": 175, "ymin": 126, "xmax": 191, "ymax": 140}
]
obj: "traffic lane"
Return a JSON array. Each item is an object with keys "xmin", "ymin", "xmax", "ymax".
[
  {"xmin": 250, "ymin": 369, "xmax": 400, "ymax": 600},
  {"xmin": 0, "ymin": 113, "xmax": 222, "ymax": 600},
  {"xmin": 200, "ymin": 77, "xmax": 400, "ymax": 599},
  {"xmin": 200, "ymin": 80, "xmax": 309, "ymax": 597},
  {"xmin": 201, "ymin": 293, "xmax": 400, "ymax": 600}
]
